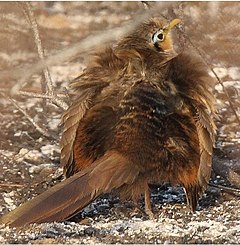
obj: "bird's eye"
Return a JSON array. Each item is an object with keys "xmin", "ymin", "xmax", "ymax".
[
  {"xmin": 152, "ymin": 30, "xmax": 165, "ymax": 43},
  {"xmin": 157, "ymin": 33, "xmax": 164, "ymax": 41}
]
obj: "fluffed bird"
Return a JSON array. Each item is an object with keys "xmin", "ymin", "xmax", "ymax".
[{"xmin": 0, "ymin": 17, "xmax": 216, "ymax": 227}]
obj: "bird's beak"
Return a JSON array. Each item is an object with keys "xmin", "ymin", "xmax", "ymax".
[{"xmin": 168, "ymin": 19, "xmax": 181, "ymax": 31}]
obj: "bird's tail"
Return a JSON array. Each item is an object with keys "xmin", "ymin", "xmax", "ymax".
[{"xmin": 0, "ymin": 151, "xmax": 139, "ymax": 227}]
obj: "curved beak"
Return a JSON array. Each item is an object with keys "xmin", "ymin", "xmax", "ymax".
[{"xmin": 168, "ymin": 19, "xmax": 181, "ymax": 30}]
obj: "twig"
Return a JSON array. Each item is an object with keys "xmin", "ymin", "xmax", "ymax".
[
  {"xmin": 19, "ymin": 90, "xmax": 58, "ymax": 99},
  {"xmin": 23, "ymin": 2, "xmax": 54, "ymax": 96},
  {"xmin": 20, "ymin": 90, "xmax": 66, "ymax": 100},
  {"xmin": 210, "ymin": 69, "xmax": 240, "ymax": 125},
  {"xmin": 18, "ymin": 2, "xmax": 48, "ymax": 113},
  {"xmin": 39, "ymin": 74, "xmax": 48, "ymax": 124},
  {"xmin": 22, "ymin": 2, "xmax": 68, "ymax": 111},
  {"xmin": 9, "ymin": 98, "xmax": 52, "ymax": 138},
  {"xmin": 209, "ymin": 183, "xmax": 240, "ymax": 197},
  {"xmin": 20, "ymin": 2, "xmax": 48, "ymax": 101},
  {"xmin": 0, "ymin": 183, "xmax": 25, "ymax": 188},
  {"xmin": 177, "ymin": 2, "xmax": 187, "ymax": 51},
  {"xmin": 1, "ymin": 92, "xmax": 55, "ymax": 139},
  {"xmin": 0, "ymin": 88, "xmax": 66, "ymax": 99},
  {"xmin": 176, "ymin": 27, "xmax": 240, "ymax": 125},
  {"xmin": 0, "ymin": 151, "xmax": 12, "ymax": 162}
]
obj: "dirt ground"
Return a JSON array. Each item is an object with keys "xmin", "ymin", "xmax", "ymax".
[{"xmin": 0, "ymin": 2, "xmax": 239, "ymax": 244}]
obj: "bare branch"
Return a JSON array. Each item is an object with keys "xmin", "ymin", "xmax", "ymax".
[
  {"xmin": 0, "ymin": 92, "xmax": 56, "ymax": 139},
  {"xmin": 209, "ymin": 183, "xmax": 240, "ymax": 197},
  {"xmin": 20, "ymin": 90, "xmax": 66, "ymax": 99},
  {"xmin": 23, "ymin": 2, "xmax": 54, "ymax": 96},
  {"xmin": 176, "ymin": 27, "xmax": 240, "ymax": 125},
  {"xmin": 0, "ymin": 88, "xmax": 66, "ymax": 100},
  {"xmin": 25, "ymin": 2, "xmax": 68, "ymax": 110},
  {"xmin": 176, "ymin": 2, "xmax": 187, "ymax": 51},
  {"xmin": 19, "ymin": 2, "xmax": 48, "ymax": 113},
  {"xmin": 0, "ymin": 183, "xmax": 25, "ymax": 188}
]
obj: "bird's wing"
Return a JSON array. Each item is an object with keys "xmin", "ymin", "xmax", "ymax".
[
  {"xmin": 171, "ymin": 62, "xmax": 216, "ymax": 211},
  {"xmin": 60, "ymin": 88, "xmax": 96, "ymax": 176},
  {"xmin": 178, "ymin": 97, "xmax": 216, "ymax": 211},
  {"xmin": 194, "ymin": 103, "xmax": 216, "ymax": 193},
  {"xmin": 60, "ymin": 46, "xmax": 128, "ymax": 177},
  {"xmin": 183, "ymin": 85, "xmax": 216, "ymax": 193},
  {"xmin": 171, "ymin": 53, "xmax": 217, "ymax": 196}
]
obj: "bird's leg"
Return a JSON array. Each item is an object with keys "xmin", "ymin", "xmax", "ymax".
[
  {"xmin": 132, "ymin": 199, "xmax": 144, "ymax": 214},
  {"xmin": 144, "ymin": 183, "xmax": 154, "ymax": 219},
  {"xmin": 183, "ymin": 187, "xmax": 190, "ymax": 206}
]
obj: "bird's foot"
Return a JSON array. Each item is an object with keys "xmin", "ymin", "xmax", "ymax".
[
  {"xmin": 130, "ymin": 204, "xmax": 145, "ymax": 218},
  {"xmin": 144, "ymin": 207, "xmax": 155, "ymax": 219}
]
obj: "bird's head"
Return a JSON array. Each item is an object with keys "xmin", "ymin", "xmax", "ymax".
[
  {"xmin": 119, "ymin": 18, "xmax": 181, "ymax": 54},
  {"xmin": 148, "ymin": 18, "xmax": 181, "ymax": 52}
]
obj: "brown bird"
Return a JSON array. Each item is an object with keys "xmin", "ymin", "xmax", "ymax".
[{"xmin": 0, "ymin": 17, "xmax": 216, "ymax": 227}]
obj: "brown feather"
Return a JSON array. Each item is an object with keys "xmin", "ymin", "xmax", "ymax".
[
  {"xmin": 1, "ymin": 17, "xmax": 217, "ymax": 226},
  {"xmin": 0, "ymin": 151, "xmax": 139, "ymax": 227},
  {"xmin": 168, "ymin": 52, "xmax": 216, "ymax": 208},
  {"xmin": 60, "ymin": 88, "xmax": 95, "ymax": 175}
]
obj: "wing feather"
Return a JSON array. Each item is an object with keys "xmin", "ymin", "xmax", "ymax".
[{"xmin": 60, "ymin": 88, "xmax": 96, "ymax": 176}]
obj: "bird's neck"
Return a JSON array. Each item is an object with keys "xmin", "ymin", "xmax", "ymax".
[{"xmin": 115, "ymin": 46, "xmax": 176, "ymax": 80}]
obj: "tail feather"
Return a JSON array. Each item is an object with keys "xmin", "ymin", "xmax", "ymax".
[{"xmin": 0, "ymin": 151, "xmax": 139, "ymax": 227}]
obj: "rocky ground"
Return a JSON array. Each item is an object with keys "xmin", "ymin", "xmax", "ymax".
[{"xmin": 0, "ymin": 2, "xmax": 239, "ymax": 244}]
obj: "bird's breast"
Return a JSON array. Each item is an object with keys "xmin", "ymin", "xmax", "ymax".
[
  {"xmin": 117, "ymin": 81, "xmax": 180, "ymax": 132},
  {"xmin": 111, "ymin": 81, "xmax": 199, "ymax": 181},
  {"xmin": 113, "ymin": 82, "xmax": 179, "ymax": 157}
]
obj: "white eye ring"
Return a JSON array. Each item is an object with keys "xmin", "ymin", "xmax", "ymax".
[{"xmin": 152, "ymin": 30, "xmax": 165, "ymax": 43}]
